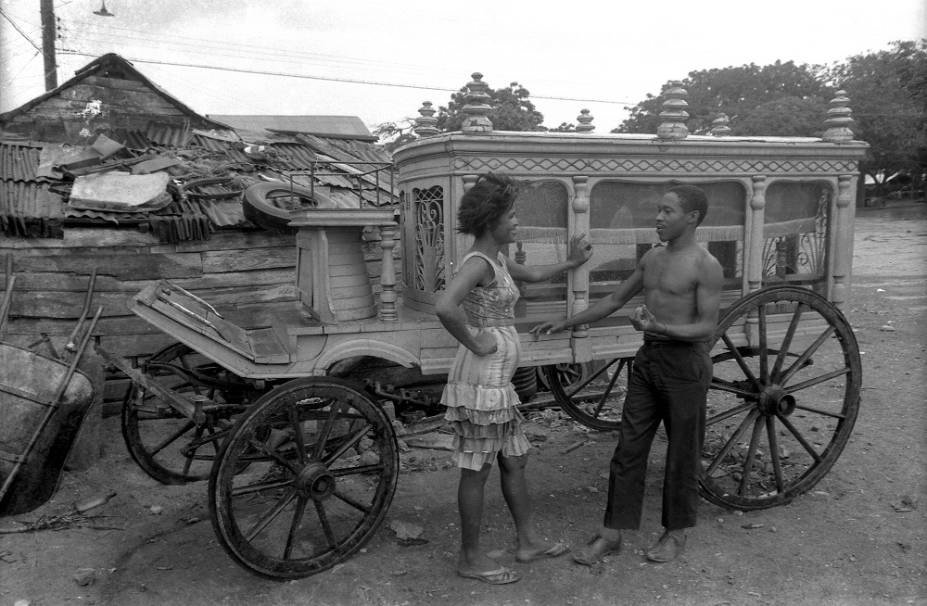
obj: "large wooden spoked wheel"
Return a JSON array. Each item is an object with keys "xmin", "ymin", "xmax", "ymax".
[
  {"xmin": 121, "ymin": 342, "xmax": 262, "ymax": 484},
  {"xmin": 542, "ymin": 358, "xmax": 632, "ymax": 431},
  {"xmin": 700, "ymin": 285, "xmax": 861, "ymax": 510},
  {"xmin": 209, "ymin": 377, "xmax": 399, "ymax": 579}
]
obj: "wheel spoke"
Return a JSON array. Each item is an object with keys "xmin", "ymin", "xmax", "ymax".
[
  {"xmin": 244, "ymin": 488, "xmax": 297, "ymax": 542},
  {"xmin": 331, "ymin": 464, "xmax": 385, "ymax": 477},
  {"xmin": 247, "ymin": 438, "xmax": 302, "ymax": 474},
  {"xmin": 283, "ymin": 496, "xmax": 309, "ymax": 560},
  {"xmin": 783, "ymin": 367, "xmax": 851, "ymax": 395},
  {"xmin": 181, "ymin": 425, "xmax": 204, "ymax": 476},
  {"xmin": 765, "ymin": 415, "xmax": 784, "ymax": 493},
  {"xmin": 776, "ymin": 414, "xmax": 823, "ymax": 462},
  {"xmin": 705, "ymin": 409, "xmax": 759, "ymax": 477},
  {"xmin": 565, "ymin": 358, "xmax": 619, "ymax": 397},
  {"xmin": 710, "ymin": 377, "xmax": 756, "ymax": 399},
  {"xmin": 591, "ymin": 360, "xmax": 624, "ymax": 418},
  {"xmin": 323, "ymin": 424, "xmax": 370, "ymax": 466},
  {"xmin": 780, "ymin": 326, "xmax": 836, "ymax": 385},
  {"xmin": 738, "ymin": 415, "xmax": 766, "ymax": 495},
  {"xmin": 289, "ymin": 404, "xmax": 307, "ymax": 465},
  {"xmin": 149, "ymin": 420, "xmax": 196, "ymax": 456},
  {"xmin": 313, "ymin": 499, "xmax": 338, "ymax": 548},
  {"xmin": 721, "ymin": 333, "xmax": 760, "ymax": 389},
  {"xmin": 706, "ymin": 401, "xmax": 755, "ymax": 426},
  {"xmin": 313, "ymin": 400, "xmax": 341, "ymax": 460},
  {"xmin": 231, "ymin": 477, "xmax": 293, "ymax": 497},
  {"xmin": 758, "ymin": 303, "xmax": 769, "ymax": 383},
  {"xmin": 793, "ymin": 403, "xmax": 847, "ymax": 419},
  {"xmin": 332, "ymin": 488, "xmax": 372, "ymax": 514},
  {"xmin": 771, "ymin": 303, "xmax": 805, "ymax": 380}
]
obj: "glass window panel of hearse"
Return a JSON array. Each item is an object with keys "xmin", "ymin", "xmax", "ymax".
[
  {"xmin": 588, "ymin": 180, "xmax": 748, "ymax": 324},
  {"xmin": 510, "ymin": 179, "xmax": 570, "ymax": 319},
  {"xmin": 761, "ymin": 180, "xmax": 832, "ymax": 294}
]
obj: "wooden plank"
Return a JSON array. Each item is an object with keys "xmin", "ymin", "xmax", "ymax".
[
  {"xmin": 10, "ymin": 252, "xmax": 203, "ymax": 280},
  {"xmin": 83, "ymin": 75, "xmax": 151, "ymax": 92},
  {"xmin": 149, "ymin": 230, "xmax": 293, "ymax": 253},
  {"xmin": 7, "ymin": 268, "xmax": 295, "ymax": 292},
  {"xmin": 3, "ymin": 315, "xmax": 162, "ymax": 337},
  {"xmin": 329, "ymin": 272, "xmax": 370, "ymax": 288},
  {"xmin": 201, "ymin": 247, "xmax": 296, "ymax": 272},
  {"xmin": 327, "ymin": 252, "xmax": 365, "ymax": 267},
  {"xmin": 331, "ymin": 293, "xmax": 375, "ymax": 312},
  {"xmin": 0, "ymin": 228, "xmax": 159, "ymax": 249},
  {"xmin": 331, "ymin": 284, "xmax": 373, "ymax": 300}
]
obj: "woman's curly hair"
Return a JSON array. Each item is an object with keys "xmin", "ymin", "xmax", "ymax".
[{"xmin": 456, "ymin": 173, "xmax": 520, "ymax": 237}]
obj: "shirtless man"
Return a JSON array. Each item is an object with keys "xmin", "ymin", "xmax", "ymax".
[{"xmin": 530, "ymin": 184, "xmax": 723, "ymax": 564}]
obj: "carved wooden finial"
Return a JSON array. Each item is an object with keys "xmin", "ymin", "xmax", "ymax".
[
  {"xmin": 657, "ymin": 83, "xmax": 689, "ymax": 140},
  {"xmin": 414, "ymin": 101, "xmax": 439, "ymax": 137},
  {"xmin": 711, "ymin": 113, "xmax": 731, "ymax": 136},
  {"xmin": 461, "ymin": 72, "xmax": 494, "ymax": 134},
  {"xmin": 822, "ymin": 90, "xmax": 855, "ymax": 143},
  {"xmin": 576, "ymin": 108, "xmax": 595, "ymax": 132}
]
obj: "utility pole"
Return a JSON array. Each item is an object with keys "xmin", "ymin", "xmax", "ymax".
[{"xmin": 40, "ymin": 0, "xmax": 57, "ymax": 90}]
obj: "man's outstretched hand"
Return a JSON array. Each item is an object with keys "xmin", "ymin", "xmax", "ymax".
[{"xmin": 529, "ymin": 320, "xmax": 567, "ymax": 339}]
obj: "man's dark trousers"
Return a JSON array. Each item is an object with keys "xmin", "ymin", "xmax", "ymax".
[{"xmin": 603, "ymin": 340, "xmax": 712, "ymax": 531}]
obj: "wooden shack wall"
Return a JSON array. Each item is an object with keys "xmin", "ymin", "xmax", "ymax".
[
  {"xmin": 2, "ymin": 75, "xmax": 213, "ymax": 140},
  {"xmin": 1, "ymin": 225, "xmax": 400, "ymax": 407}
]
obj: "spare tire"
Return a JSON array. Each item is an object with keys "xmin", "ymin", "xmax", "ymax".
[{"xmin": 242, "ymin": 182, "xmax": 337, "ymax": 233}]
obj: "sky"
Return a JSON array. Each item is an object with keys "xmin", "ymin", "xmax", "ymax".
[{"xmin": 1, "ymin": 0, "xmax": 925, "ymax": 134}]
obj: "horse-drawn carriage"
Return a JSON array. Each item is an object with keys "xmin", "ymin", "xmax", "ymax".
[{"xmin": 91, "ymin": 81, "xmax": 866, "ymax": 579}]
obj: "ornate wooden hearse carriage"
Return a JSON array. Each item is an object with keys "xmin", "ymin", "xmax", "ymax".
[{"xmin": 105, "ymin": 76, "xmax": 867, "ymax": 578}]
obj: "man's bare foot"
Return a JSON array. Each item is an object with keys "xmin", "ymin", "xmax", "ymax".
[
  {"xmin": 645, "ymin": 530, "xmax": 686, "ymax": 563},
  {"xmin": 571, "ymin": 534, "xmax": 622, "ymax": 566}
]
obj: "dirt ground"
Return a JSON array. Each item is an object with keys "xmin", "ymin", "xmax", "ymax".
[{"xmin": 1, "ymin": 200, "xmax": 925, "ymax": 606}]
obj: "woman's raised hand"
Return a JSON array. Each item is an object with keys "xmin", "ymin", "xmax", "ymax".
[{"xmin": 567, "ymin": 233, "xmax": 593, "ymax": 268}]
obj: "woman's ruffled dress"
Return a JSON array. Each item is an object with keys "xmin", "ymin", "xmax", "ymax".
[{"xmin": 441, "ymin": 252, "xmax": 531, "ymax": 470}]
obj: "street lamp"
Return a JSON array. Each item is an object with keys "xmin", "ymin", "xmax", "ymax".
[{"xmin": 93, "ymin": 1, "xmax": 114, "ymax": 17}]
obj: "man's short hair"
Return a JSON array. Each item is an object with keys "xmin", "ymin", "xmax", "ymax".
[{"xmin": 667, "ymin": 184, "xmax": 708, "ymax": 226}]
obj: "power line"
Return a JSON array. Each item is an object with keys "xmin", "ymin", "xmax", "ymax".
[
  {"xmin": 56, "ymin": 49, "xmax": 636, "ymax": 106},
  {"xmin": 0, "ymin": 7, "xmax": 43, "ymax": 52}
]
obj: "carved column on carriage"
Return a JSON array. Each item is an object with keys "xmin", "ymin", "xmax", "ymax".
[
  {"xmin": 414, "ymin": 101, "xmax": 440, "ymax": 137},
  {"xmin": 378, "ymin": 221, "xmax": 399, "ymax": 321},
  {"xmin": 830, "ymin": 175, "xmax": 855, "ymax": 307},
  {"xmin": 711, "ymin": 113, "xmax": 731, "ymax": 136},
  {"xmin": 570, "ymin": 175, "xmax": 592, "ymax": 361},
  {"xmin": 460, "ymin": 73, "xmax": 493, "ymax": 134},
  {"xmin": 656, "ymin": 84, "xmax": 689, "ymax": 140},
  {"xmin": 747, "ymin": 175, "xmax": 768, "ymax": 294},
  {"xmin": 822, "ymin": 91, "xmax": 855, "ymax": 143},
  {"xmin": 576, "ymin": 109, "xmax": 595, "ymax": 132}
]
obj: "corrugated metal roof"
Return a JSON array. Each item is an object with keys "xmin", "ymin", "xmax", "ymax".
[
  {"xmin": 0, "ymin": 141, "xmax": 43, "ymax": 182},
  {"xmin": 0, "ymin": 181, "xmax": 63, "ymax": 238},
  {"xmin": 208, "ymin": 115, "xmax": 375, "ymax": 140}
]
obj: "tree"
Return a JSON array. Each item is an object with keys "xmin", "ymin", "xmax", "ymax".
[
  {"xmin": 825, "ymin": 39, "xmax": 927, "ymax": 195},
  {"xmin": 548, "ymin": 122, "xmax": 577, "ymax": 132},
  {"xmin": 615, "ymin": 60, "xmax": 830, "ymax": 136},
  {"xmin": 435, "ymin": 80, "xmax": 545, "ymax": 132},
  {"xmin": 371, "ymin": 119, "xmax": 418, "ymax": 154}
]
